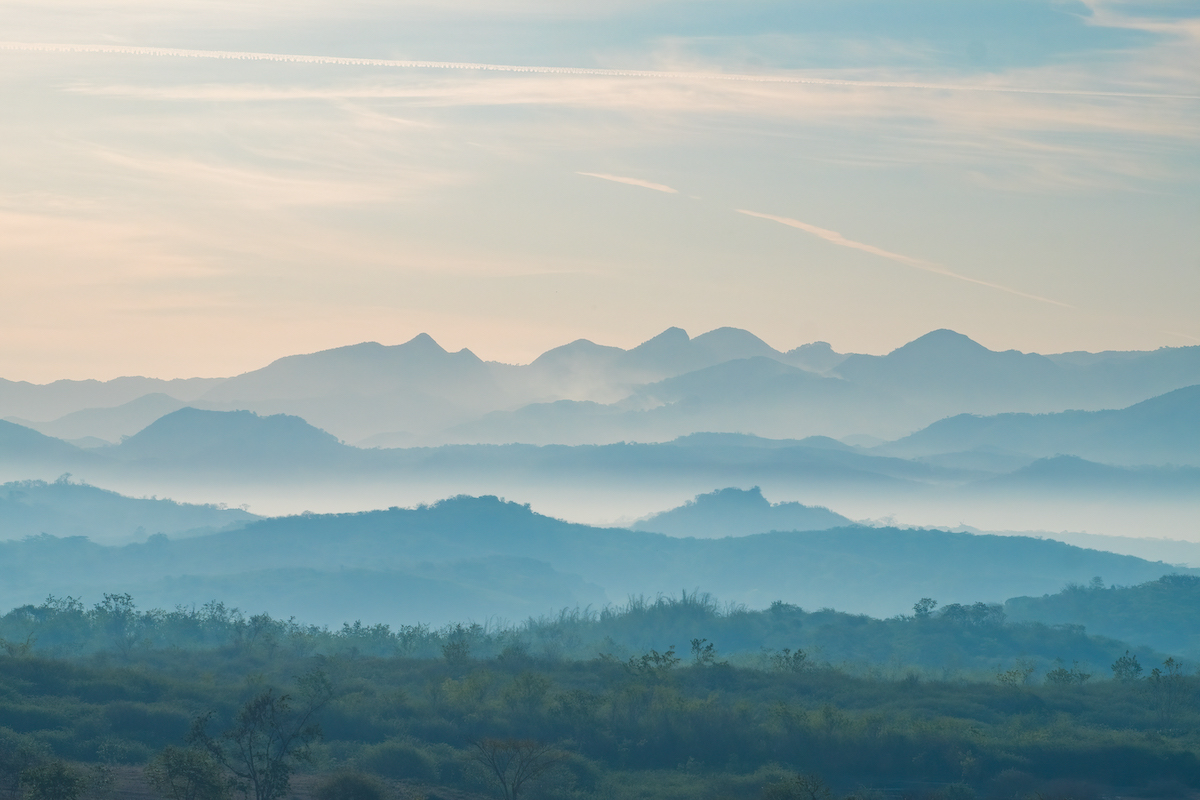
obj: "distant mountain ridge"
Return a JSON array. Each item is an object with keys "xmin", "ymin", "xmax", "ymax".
[
  {"xmin": 4, "ymin": 328, "xmax": 1200, "ymax": 448},
  {"xmin": 632, "ymin": 486, "xmax": 853, "ymax": 537},
  {"xmin": 0, "ymin": 478, "xmax": 256, "ymax": 544},
  {"xmin": 878, "ymin": 384, "xmax": 1200, "ymax": 466},
  {"xmin": 0, "ymin": 494, "xmax": 1190, "ymax": 624}
]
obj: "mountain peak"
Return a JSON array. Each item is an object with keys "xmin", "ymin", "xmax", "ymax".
[
  {"xmin": 891, "ymin": 329, "xmax": 991, "ymax": 358},
  {"xmin": 632, "ymin": 327, "xmax": 690, "ymax": 352},
  {"xmin": 401, "ymin": 333, "xmax": 448, "ymax": 353},
  {"xmin": 689, "ymin": 485, "xmax": 770, "ymax": 511},
  {"xmin": 692, "ymin": 327, "xmax": 780, "ymax": 361}
]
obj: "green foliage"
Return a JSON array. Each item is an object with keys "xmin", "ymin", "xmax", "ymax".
[
  {"xmin": 1007, "ymin": 574, "xmax": 1200, "ymax": 658},
  {"xmin": 1043, "ymin": 661, "xmax": 1091, "ymax": 686},
  {"xmin": 188, "ymin": 673, "xmax": 332, "ymax": 800},
  {"xmin": 689, "ymin": 638, "xmax": 716, "ymax": 667},
  {"xmin": 4, "ymin": 592, "xmax": 1200, "ymax": 798},
  {"xmin": 313, "ymin": 772, "xmax": 386, "ymax": 800},
  {"xmin": 767, "ymin": 648, "xmax": 809, "ymax": 673},
  {"xmin": 761, "ymin": 773, "xmax": 832, "ymax": 800},
  {"xmin": 1146, "ymin": 657, "xmax": 1191, "ymax": 726},
  {"xmin": 19, "ymin": 761, "xmax": 85, "ymax": 800},
  {"xmin": 356, "ymin": 740, "xmax": 437, "ymax": 782},
  {"xmin": 0, "ymin": 730, "xmax": 47, "ymax": 800},
  {"xmin": 625, "ymin": 646, "xmax": 680, "ymax": 677},
  {"xmin": 1111, "ymin": 650, "xmax": 1143, "ymax": 682},
  {"xmin": 144, "ymin": 746, "xmax": 229, "ymax": 800},
  {"xmin": 913, "ymin": 598, "xmax": 938, "ymax": 618},
  {"xmin": 996, "ymin": 660, "xmax": 1036, "ymax": 688}
]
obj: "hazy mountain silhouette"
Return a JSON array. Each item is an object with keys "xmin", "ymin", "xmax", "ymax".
[
  {"xmin": 0, "ymin": 376, "xmax": 221, "ymax": 422},
  {"xmin": 836, "ymin": 330, "xmax": 1200, "ymax": 420},
  {"xmin": 0, "ymin": 478, "xmax": 256, "ymax": 544},
  {"xmin": 5, "ymin": 328, "xmax": 1200, "ymax": 447},
  {"xmin": 972, "ymin": 455, "xmax": 1200, "ymax": 495},
  {"xmin": 631, "ymin": 486, "xmax": 852, "ymax": 537},
  {"xmin": 110, "ymin": 407, "xmax": 352, "ymax": 470},
  {"xmin": 879, "ymin": 384, "xmax": 1200, "ymax": 466},
  {"xmin": 7, "ymin": 392, "xmax": 188, "ymax": 444},
  {"xmin": 0, "ymin": 419, "xmax": 95, "ymax": 472},
  {"xmin": 835, "ymin": 330, "xmax": 1066, "ymax": 417},
  {"xmin": 442, "ymin": 357, "xmax": 904, "ymax": 444},
  {"xmin": 514, "ymin": 327, "xmax": 794, "ymax": 406},
  {"xmin": 0, "ymin": 495, "xmax": 1189, "ymax": 621},
  {"xmin": 197, "ymin": 335, "xmax": 508, "ymax": 442},
  {"xmin": 783, "ymin": 341, "xmax": 847, "ymax": 373}
]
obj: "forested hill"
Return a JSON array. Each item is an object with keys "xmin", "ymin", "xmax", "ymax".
[
  {"xmin": 632, "ymin": 486, "xmax": 851, "ymax": 536},
  {"xmin": 0, "ymin": 478, "xmax": 257, "ymax": 542},
  {"xmin": 1007, "ymin": 574, "xmax": 1200, "ymax": 659},
  {"xmin": 1, "ymin": 496, "xmax": 1190, "ymax": 624}
]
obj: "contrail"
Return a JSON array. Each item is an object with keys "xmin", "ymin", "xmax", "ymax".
[
  {"xmin": 737, "ymin": 209, "xmax": 1073, "ymax": 308},
  {"xmin": 577, "ymin": 173, "xmax": 678, "ymax": 194},
  {"xmin": 3, "ymin": 42, "xmax": 1197, "ymax": 101}
]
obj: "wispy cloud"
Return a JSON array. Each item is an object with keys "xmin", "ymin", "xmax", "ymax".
[
  {"xmin": 5, "ymin": 41, "xmax": 1198, "ymax": 100},
  {"xmin": 736, "ymin": 209, "xmax": 1073, "ymax": 308},
  {"xmin": 577, "ymin": 172, "xmax": 678, "ymax": 193}
]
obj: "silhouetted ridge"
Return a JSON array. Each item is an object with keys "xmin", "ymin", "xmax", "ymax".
[
  {"xmin": 0, "ymin": 478, "xmax": 256, "ymax": 542},
  {"xmin": 889, "ymin": 328, "xmax": 992, "ymax": 360},
  {"xmin": 114, "ymin": 408, "xmax": 346, "ymax": 462},
  {"xmin": 0, "ymin": 419, "xmax": 87, "ymax": 458},
  {"xmin": 879, "ymin": 384, "xmax": 1200, "ymax": 465},
  {"xmin": 632, "ymin": 486, "xmax": 853, "ymax": 537},
  {"xmin": 690, "ymin": 327, "xmax": 779, "ymax": 362}
]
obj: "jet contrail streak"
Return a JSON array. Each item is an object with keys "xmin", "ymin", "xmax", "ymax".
[
  {"xmin": 577, "ymin": 173, "xmax": 678, "ymax": 193},
  {"xmin": 737, "ymin": 209, "xmax": 1073, "ymax": 308},
  {"xmin": 2, "ymin": 42, "xmax": 1197, "ymax": 101}
]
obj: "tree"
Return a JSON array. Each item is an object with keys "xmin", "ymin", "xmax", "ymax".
[
  {"xmin": 1111, "ymin": 650, "xmax": 1143, "ymax": 683},
  {"xmin": 1147, "ymin": 657, "xmax": 1191, "ymax": 726},
  {"xmin": 189, "ymin": 671, "xmax": 331, "ymax": 800},
  {"xmin": 91, "ymin": 593, "xmax": 141, "ymax": 656},
  {"xmin": 0, "ymin": 731, "xmax": 45, "ymax": 800},
  {"xmin": 19, "ymin": 762, "xmax": 85, "ymax": 800},
  {"xmin": 145, "ymin": 746, "xmax": 229, "ymax": 800},
  {"xmin": 690, "ymin": 638, "xmax": 716, "ymax": 666},
  {"xmin": 912, "ymin": 598, "xmax": 937, "ymax": 618},
  {"xmin": 470, "ymin": 739, "xmax": 566, "ymax": 800},
  {"xmin": 768, "ymin": 648, "xmax": 809, "ymax": 673},
  {"xmin": 1044, "ymin": 661, "xmax": 1091, "ymax": 687}
]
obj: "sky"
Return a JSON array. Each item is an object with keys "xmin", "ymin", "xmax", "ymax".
[{"xmin": 2, "ymin": 0, "xmax": 1198, "ymax": 381}]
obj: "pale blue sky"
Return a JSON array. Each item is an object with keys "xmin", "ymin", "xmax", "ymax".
[{"xmin": 1, "ymin": 0, "xmax": 1197, "ymax": 380}]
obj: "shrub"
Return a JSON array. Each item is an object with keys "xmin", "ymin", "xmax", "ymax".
[
  {"xmin": 358, "ymin": 741, "xmax": 438, "ymax": 782},
  {"xmin": 315, "ymin": 772, "xmax": 386, "ymax": 800}
]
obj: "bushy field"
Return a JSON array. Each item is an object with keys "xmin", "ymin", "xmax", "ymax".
[{"xmin": 1, "ymin": 593, "xmax": 1197, "ymax": 800}]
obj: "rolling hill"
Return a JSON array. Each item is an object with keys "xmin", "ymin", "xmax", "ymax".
[
  {"xmin": 878, "ymin": 384, "xmax": 1200, "ymax": 466},
  {"xmin": 631, "ymin": 486, "xmax": 853, "ymax": 537},
  {"xmin": 0, "ymin": 495, "xmax": 1190, "ymax": 624}
]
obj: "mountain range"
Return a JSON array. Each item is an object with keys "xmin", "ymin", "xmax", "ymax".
[
  {"xmin": 6, "ymin": 327, "xmax": 1200, "ymax": 447},
  {"xmin": 1, "ymin": 494, "xmax": 1190, "ymax": 627},
  {"xmin": 877, "ymin": 384, "xmax": 1200, "ymax": 466}
]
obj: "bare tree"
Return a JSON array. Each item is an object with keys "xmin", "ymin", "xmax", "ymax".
[
  {"xmin": 189, "ymin": 671, "xmax": 332, "ymax": 800},
  {"xmin": 470, "ymin": 738, "xmax": 566, "ymax": 800}
]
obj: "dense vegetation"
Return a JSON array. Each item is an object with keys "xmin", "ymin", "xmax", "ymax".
[
  {"xmin": 1007, "ymin": 574, "xmax": 1200, "ymax": 660},
  {"xmin": 2, "ymin": 592, "xmax": 1198, "ymax": 800}
]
